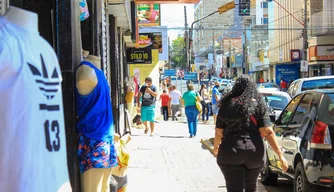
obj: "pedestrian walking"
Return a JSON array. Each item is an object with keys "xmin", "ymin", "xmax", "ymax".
[
  {"xmin": 199, "ymin": 84, "xmax": 210, "ymax": 124},
  {"xmin": 182, "ymin": 84, "xmax": 201, "ymax": 138},
  {"xmin": 213, "ymin": 75, "xmax": 288, "ymax": 192},
  {"xmin": 212, "ymin": 81, "xmax": 220, "ymax": 124},
  {"xmin": 137, "ymin": 77, "xmax": 158, "ymax": 136},
  {"xmin": 169, "ymin": 85, "xmax": 182, "ymax": 121},
  {"xmin": 159, "ymin": 90, "xmax": 169, "ymax": 121}
]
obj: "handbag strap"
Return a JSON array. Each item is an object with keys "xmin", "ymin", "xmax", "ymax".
[{"xmin": 249, "ymin": 114, "xmax": 258, "ymax": 126}]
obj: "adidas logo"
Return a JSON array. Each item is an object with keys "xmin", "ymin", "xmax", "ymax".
[{"xmin": 27, "ymin": 54, "xmax": 60, "ymax": 101}]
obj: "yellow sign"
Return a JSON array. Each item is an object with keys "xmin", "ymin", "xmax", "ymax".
[
  {"xmin": 129, "ymin": 50, "xmax": 159, "ymax": 87},
  {"xmin": 130, "ymin": 53, "xmax": 149, "ymax": 60}
]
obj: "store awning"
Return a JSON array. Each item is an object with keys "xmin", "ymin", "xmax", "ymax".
[{"xmin": 308, "ymin": 61, "xmax": 334, "ymax": 65}]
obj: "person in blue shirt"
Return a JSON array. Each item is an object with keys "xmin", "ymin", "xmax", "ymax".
[{"xmin": 212, "ymin": 81, "xmax": 220, "ymax": 124}]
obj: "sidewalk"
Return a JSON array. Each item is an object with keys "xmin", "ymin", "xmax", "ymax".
[
  {"xmin": 126, "ymin": 120, "xmax": 224, "ymax": 192},
  {"xmin": 125, "ymin": 119, "xmax": 288, "ymax": 192}
]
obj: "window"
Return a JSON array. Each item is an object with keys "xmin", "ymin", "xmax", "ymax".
[
  {"xmin": 291, "ymin": 94, "xmax": 313, "ymax": 125},
  {"xmin": 302, "ymin": 78, "xmax": 334, "ymax": 91},
  {"xmin": 287, "ymin": 82, "xmax": 296, "ymax": 96},
  {"xmin": 263, "ymin": 2, "xmax": 268, "ymax": 8},
  {"xmin": 292, "ymin": 81, "xmax": 300, "ymax": 96},
  {"xmin": 278, "ymin": 95, "xmax": 302, "ymax": 125},
  {"xmin": 263, "ymin": 18, "xmax": 269, "ymax": 24}
]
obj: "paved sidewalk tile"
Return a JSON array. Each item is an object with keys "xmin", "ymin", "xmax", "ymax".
[{"xmin": 125, "ymin": 120, "xmax": 291, "ymax": 192}]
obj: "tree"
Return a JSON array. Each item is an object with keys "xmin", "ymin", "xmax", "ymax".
[{"xmin": 170, "ymin": 36, "xmax": 187, "ymax": 69}]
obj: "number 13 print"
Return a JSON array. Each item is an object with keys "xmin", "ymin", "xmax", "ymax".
[{"xmin": 44, "ymin": 120, "xmax": 61, "ymax": 152}]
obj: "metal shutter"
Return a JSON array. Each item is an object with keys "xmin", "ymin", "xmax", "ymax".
[{"xmin": 101, "ymin": 1, "xmax": 109, "ymax": 81}]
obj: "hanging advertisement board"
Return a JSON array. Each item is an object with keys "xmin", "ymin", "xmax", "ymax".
[{"xmin": 126, "ymin": 46, "xmax": 152, "ymax": 64}]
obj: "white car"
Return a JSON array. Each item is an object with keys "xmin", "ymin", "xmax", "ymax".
[
  {"xmin": 287, "ymin": 76, "xmax": 334, "ymax": 98},
  {"xmin": 258, "ymin": 89, "xmax": 291, "ymax": 118}
]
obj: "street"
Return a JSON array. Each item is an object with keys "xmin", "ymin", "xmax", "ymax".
[{"xmin": 126, "ymin": 119, "xmax": 293, "ymax": 192}]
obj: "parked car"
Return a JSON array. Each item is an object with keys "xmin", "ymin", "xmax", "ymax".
[
  {"xmin": 257, "ymin": 83, "xmax": 280, "ymax": 89},
  {"xmin": 261, "ymin": 89, "xmax": 334, "ymax": 191},
  {"xmin": 287, "ymin": 76, "xmax": 334, "ymax": 98},
  {"xmin": 258, "ymin": 88, "xmax": 291, "ymax": 118}
]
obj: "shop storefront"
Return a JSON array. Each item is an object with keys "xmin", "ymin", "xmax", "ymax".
[{"xmin": 308, "ymin": 37, "xmax": 334, "ymax": 77}]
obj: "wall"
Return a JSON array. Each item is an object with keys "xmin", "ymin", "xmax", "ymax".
[
  {"xmin": 193, "ymin": 0, "xmax": 235, "ymax": 54},
  {"xmin": 269, "ymin": 0, "xmax": 304, "ymax": 63},
  {"xmin": 138, "ymin": 26, "xmax": 168, "ymax": 61}
]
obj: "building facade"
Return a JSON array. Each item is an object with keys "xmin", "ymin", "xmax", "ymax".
[
  {"xmin": 307, "ymin": 0, "xmax": 334, "ymax": 76},
  {"xmin": 192, "ymin": 0, "xmax": 235, "ymax": 75}
]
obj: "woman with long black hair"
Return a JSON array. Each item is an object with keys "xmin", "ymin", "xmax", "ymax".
[{"xmin": 213, "ymin": 75, "xmax": 288, "ymax": 192}]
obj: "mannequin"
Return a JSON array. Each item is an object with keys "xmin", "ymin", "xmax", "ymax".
[
  {"xmin": 76, "ymin": 55, "xmax": 100, "ymax": 95},
  {"xmin": 125, "ymin": 77, "xmax": 135, "ymax": 115},
  {"xmin": 0, "ymin": 6, "xmax": 71, "ymax": 192},
  {"xmin": 75, "ymin": 55, "xmax": 117, "ymax": 192},
  {"xmin": 4, "ymin": 6, "xmax": 38, "ymax": 32}
]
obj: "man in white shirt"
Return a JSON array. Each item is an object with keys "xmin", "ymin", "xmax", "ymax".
[{"xmin": 169, "ymin": 85, "xmax": 182, "ymax": 121}]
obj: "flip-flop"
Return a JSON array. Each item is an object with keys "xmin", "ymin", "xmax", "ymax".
[{"xmin": 144, "ymin": 129, "xmax": 148, "ymax": 134}]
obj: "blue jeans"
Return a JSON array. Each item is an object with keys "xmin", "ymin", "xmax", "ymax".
[
  {"xmin": 201, "ymin": 102, "xmax": 210, "ymax": 121},
  {"xmin": 185, "ymin": 105, "xmax": 199, "ymax": 136}
]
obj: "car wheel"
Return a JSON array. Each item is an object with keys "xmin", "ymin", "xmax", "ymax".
[
  {"xmin": 261, "ymin": 159, "xmax": 278, "ymax": 185},
  {"xmin": 294, "ymin": 162, "xmax": 310, "ymax": 192}
]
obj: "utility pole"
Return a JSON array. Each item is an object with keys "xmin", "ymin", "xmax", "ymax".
[
  {"xmin": 303, "ymin": 0, "xmax": 308, "ymax": 77},
  {"xmin": 212, "ymin": 27, "xmax": 216, "ymax": 76},
  {"xmin": 184, "ymin": 6, "xmax": 189, "ymax": 72},
  {"xmin": 243, "ymin": 26, "xmax": 248, "ymax": 74}
]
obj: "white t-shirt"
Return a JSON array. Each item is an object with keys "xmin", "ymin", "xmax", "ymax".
[
  {"xmin": 169, "ymin": 90, "xmax": 181, "ymax": 105},
  {"xmin": 0, "ymin": 17, "xmax": 71, "ymax": 192}
]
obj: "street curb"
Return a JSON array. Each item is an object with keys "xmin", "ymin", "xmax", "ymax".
[{"xmin": 201, "ymin": 138, "xmax": 214, "ymax": 155}]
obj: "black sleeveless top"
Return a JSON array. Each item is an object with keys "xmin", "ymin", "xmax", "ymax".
[{"xmin": 216, "ymin": 100, "xmax": 271, "ymax": 135}]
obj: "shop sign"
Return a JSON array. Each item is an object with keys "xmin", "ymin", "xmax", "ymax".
[
  {"xmin": 139, "ymin": 33, "xmax": 163, "ymax": 53},
  {"xmin": 291, "ymin": 49, "xmax": 301, "ymax": 62},
  {"xmin": 137, "ymin": 4, "xmax": 160, "ymax": 26},
  {"xmin": 126, "ymin": 46, "xmax": 152, "ymax": 64},
  {"xmin": 300, "ymin": 60, "xmax": 308, "ymax": 72},
  {"xmin": 275, "ymin": 64, "xmax": 300, "ymax": 85},
  {"xmin": 317, "ymin": 46, "xmax": 334, "ymax": 60}
]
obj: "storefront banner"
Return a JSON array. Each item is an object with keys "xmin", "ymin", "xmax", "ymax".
[
  {"xmin": 129, "ymin": 50, "xmax": 159, "ymax": 87},
  {"xmin": 139, "ymin": 33, "xmax": 163, "ymax": 53},
  {"xmin": 317, "ymin": 46, "xmax": 334, "ymax": 60},
  {"xmin": 137, "ymin": 4, "xmax": 160, "ymax": 26},
  {"xmin": 275, "ymin": 63, "xmax": 300, "ymax": 85},
  {"xmin": 126, "ymin": 46, "xmax": 152, "ymax": 64}
]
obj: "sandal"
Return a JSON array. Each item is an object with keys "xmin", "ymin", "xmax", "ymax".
[{"xmin": 144, "ymin": 129, "xmax": 148, "ymax": 134}]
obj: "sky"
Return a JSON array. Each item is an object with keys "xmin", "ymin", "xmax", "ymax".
[{"xmin": 160, "ymin": 4, "xmax": 194, "ymax": 42}]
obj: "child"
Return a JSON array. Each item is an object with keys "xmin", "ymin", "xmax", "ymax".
[
  {"xmin": 110, "ymin": 133, "xmax": 131, "ymax": 192},
  {"xmin": 159, "ymin": 90, "xmax": 170, "ymax": 121}
]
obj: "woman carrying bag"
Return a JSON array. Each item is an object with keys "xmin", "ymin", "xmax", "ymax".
[
  {"xmin": 182, "ymin": 84, "xmax": 201, "ymax": 138},
  {"xmin": 213, "ymin": 75, "xmax": 288, "ymax": 192}
]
